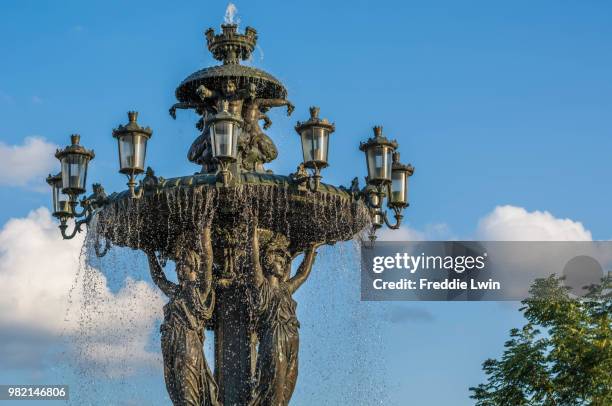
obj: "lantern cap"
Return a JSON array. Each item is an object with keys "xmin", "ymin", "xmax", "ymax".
[
  {"xmin": 55, "ymin": 133, "xmax": 95, "ymax": 160},
  {"xmin": 46, "ymin": 172, "xmax": 62, "ymax": 186},
  {"xmin": 359, "ymin": 126, "xmax": 398, "ymax": 152},
  {"xmin": 295, "ymin": 106, "xmax": 335, "ymax": 135},
  {"xmin": 113, "ymin": 111, "xmax": 153, "ymax": 140},
  {"xmin": 391, "ymin": 152, "xmax": 415, "ymax": 175}
]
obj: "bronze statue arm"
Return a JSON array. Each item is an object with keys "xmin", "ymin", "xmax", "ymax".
[
  {"xmin": 199, "ymin": 226, "xmax": 214, "ymax": 299},
  {"xmin": 287, "ymin": 244, "xmax": 320, "ymax": 294},
  {"xmin": 251, "ymin": 220, "xmax": 265, "ymax": 288},
  {"xmin": 146, "ymin": 250, "xmax": 178, "ymax": 298},
  {"xmin": 169, "ymin": 102, "xmax": 200, "ymax": 119},
  {"xmin": 257, "ymin": 99, "xmax": 295, "ymax": 115}
]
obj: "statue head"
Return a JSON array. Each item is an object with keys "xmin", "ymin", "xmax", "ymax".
[
  {"xmin": 176, "ymin": 248, "xmax": 200, "ymax": 283},
  {"xmin": 222, "ymin": 80, "xmax": 237, "ymax": 96},
  {"xmin": 172, "ymin": 234, "xmax": 201, "ymax": 283},
  {"xmin": 259, "ymin": 230, "xmax": 291, "ymax": 279}
]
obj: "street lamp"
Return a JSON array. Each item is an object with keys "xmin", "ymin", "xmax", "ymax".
[
  {"xmin": 112, "ymin": 111, "xmax": 153, "ymax": 198},
  {"xmin": 389, "ymin": 152, "xmax": 414, "ymax": 209},
  {"xmin": 52, "ymin": 134, "xmax": 103, "ymax": 240},
  {"xmin": 360, "ymin": 126, "xmax": 397, "ymax": 186},
  {"xmin": 207, "ymin": 101, "xmax": 242, "ymax": 184},
  {"xmin": 295, "ymin": 106, "xmax": 335, "ymax": 191},
  {"xmin": 55, "ymin": 134, "xmax": 95, "ymax": 200},
  {"xmin": 359, "ymin": 126, "xmax": 414, "ymax": 239},
  {"xmin": 45, "ymin": 173, "xmax": 72, "ymax": 219}
]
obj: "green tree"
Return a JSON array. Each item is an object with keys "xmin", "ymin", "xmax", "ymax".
[{"xmin": 470, "ymin": 275, "xmax": 611, "ymax": 406}]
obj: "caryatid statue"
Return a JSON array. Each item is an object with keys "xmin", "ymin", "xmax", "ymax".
[
  {"xmin": 146, "ymin": 226, "xmax": 220, "ymax": 406},
  {"xmin": 239, "ymin": 93, "xmax": 294, "ymax": 172},
  {"xmin": 248, "ymin": 219, "xmax": 321, "ymax": 405}
]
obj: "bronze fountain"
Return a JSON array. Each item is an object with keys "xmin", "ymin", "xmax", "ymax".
[{"xmin": 46, "ymin": 21, "xmax": 414, "ymax": 406}]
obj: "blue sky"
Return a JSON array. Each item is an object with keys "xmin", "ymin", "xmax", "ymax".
[{"xmin": 0, "ymin": 1, "xmax": 611, "ymax": 405}]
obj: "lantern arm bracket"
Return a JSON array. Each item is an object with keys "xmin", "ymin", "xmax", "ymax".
[
  {"xmin": 289, "ymin": 163, "xmax": 321, "ymax": 192},
  {"xmin": 58, "ymin": 210, "xmax": 94, "ymax": 240},
  {"xmin": 362, "ymin": 183, "xmax": 386, "ymax": 209},
  {"xmin": 305, "ymin": 166, "xmax": 322, "ymax": 192},
  {"xmin": 127, "ymin": 175, "xmax": 145, "ymax": 199},
  {"xmin": 215, "ymin": 160, "xmax": 235, "ymax": 186},
  {"xmin": 70, "ymin": 200, "xmax": 89, "ymax": 218},
  {"xmin": 382, "ymin": 207, "xmax": 404, "ymax": 230},
  {"xmin": 58, "ymin": 184, "xmax": 109, "ymax": 240}
]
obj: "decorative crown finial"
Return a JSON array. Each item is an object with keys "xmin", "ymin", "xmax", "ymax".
[
  {"xmin": 205, "ymin": 24, "xmax": 258, "ymax": 64},
  {"xmin": 373, "ymin": 126, "xmax": 383, "ymax": 137},
  {"xmin": 393, "ymin": 151, "xmax": 400, "ymax": 163},
  {"xmin": 128, "ymin": 111, "xmax": 138, "ymax": 122},
  {"xmin": 71, "ymin": 134, "xmax": 80, "ymax": 145},
  {"xmin": 309, "ymin": 106, "xmax": 320, "ymax": 119}
]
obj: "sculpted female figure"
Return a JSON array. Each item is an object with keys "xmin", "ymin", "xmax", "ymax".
[
  {"xmin": 249, "ymin": 221, "xmax": 321, "ymax": 406},
  {"xmin": 239, "ymin": 98, "xmax": 293, "ymax": 171},
  {"xmin": 146, "ymin": 227, "xmax": 220, "ymax": 406}
]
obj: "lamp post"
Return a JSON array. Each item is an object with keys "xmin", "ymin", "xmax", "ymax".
[
  {"xmin": 360, "ymin": 126, "xmax": 397, "ymax": 186},
  {"xmin": 295, "ymin": 106, "xmax": 335, "ymax": 191},
  {"xmin": 45, "ymin": 19, "xmax": 416, "ymax": 405},
  {"xmin": 55, "ymin": 134, "xmax": 95, "ymax": 200},
  {"xmin": 389, "ymin": 152, "xmax": 414, "ymax": 210},
  {"xmin": 45, "ymin": 173, "xmax": 72, "ymax": 220},
  {"xmin": 208, "ymin": 101, "xmax": 242, "ymax": 185},
  {"xmin": 52, "ymin": 134, "xmax": 103, "ymax": 240},
  {"xmin": 112, "ymin": 111, "xmax": 153, "ymax": 198},
  {"xmin": 359, "ymin": 126, "xmax": 414, "ymax": 239}
]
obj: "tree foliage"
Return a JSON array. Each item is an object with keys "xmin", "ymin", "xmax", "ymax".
[{"xmin": 470, "ymin": 275, "xmax": 612, "ymax": 405}]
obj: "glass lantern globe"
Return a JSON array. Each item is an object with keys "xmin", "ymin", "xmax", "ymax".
[
  {"xmin": 359, "ymin": 126, "xmax": 398, "ymax": 185},
  {"xmin": 55, "ymin": 134, "xmax": 95, "ymax": 197},
  {"xmin": 388, "ymin": 152, "xmax": 415, "ymax": 209},
  {"xmin": 46, "ymin": 173, "xmax": 72, "ymax": 218},
  {"xmin": 112, "ymin": 111, "xmax": 153, "ymax": 176},
  {"xmin": 208, "ymin": 108, "xmax": 242, "ymax": 162},
  {"xmin": 295, "ymin": 107, "xmax": 335, "ymax": 169}
]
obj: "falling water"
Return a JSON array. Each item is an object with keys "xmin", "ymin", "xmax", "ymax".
[{"xmin": 62, "ymin": 180, "xmax": 382, "ymax": 404}]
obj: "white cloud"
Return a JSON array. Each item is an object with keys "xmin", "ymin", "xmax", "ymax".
[
  {"xmin": 378, "ymin": 205, "xmax": 601, "ymax": 298},
  {"xmin": 385, "ymin": 205, "xmax": 592, "ymax": 242},
  {"xmin": 0, "ymin": 208, "xmax": 164, "ymax": 375},
  {"xmin": 0, "ymin": 136, "xmax": 58, "ymax": 189},
  {"xmin": 475, "ymin": 205, "xmax": 592, "ymax": 241}
]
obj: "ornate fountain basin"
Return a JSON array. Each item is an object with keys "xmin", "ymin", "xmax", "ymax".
[{"xmin": 94, "ymin": 172, "xmax": 369, "ymax": 255}]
